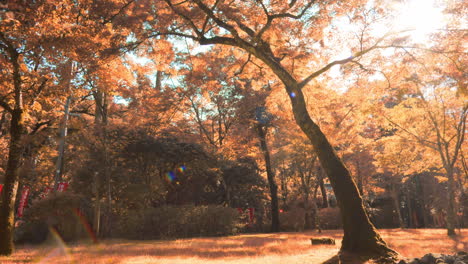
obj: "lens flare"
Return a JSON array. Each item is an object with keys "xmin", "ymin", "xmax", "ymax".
[
  {"xmin": 73, "ymin": 208, "xmax": 98, "ymax": 244},
  {"xmin": 36, "ymin": 227, "xmax": 72, "ymax": 263},
  {"xmin": 178, "ymin": 165, "xmax": 186, "ymax": 173},
  {"xmin": 166, "ymin": 171, "xmax": 176, "ymax": 181}
]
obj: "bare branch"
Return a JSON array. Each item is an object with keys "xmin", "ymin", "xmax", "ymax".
[
  {"xmin": 199, "ymin": 36, "xmax": 241, "ymax": 47},
  {"xmin": 235, "ymin": 20, "xmax": 256, "ymax": 38},
  {"xmin": 235, "ymin": 53, "xmax": 252, "ymax": 76},
  {"xmin": 256, "ymin": 1, "xmax": 315, "ymax": 41},
  {"xmin": 383, "ymin": 114, "xmax": 438, "ymax": 150},
  {"xmin": 270, "ymin": 0, "xmax": 315, "ymax": 20},
  {"xmin": 102, "ymin": 0, "xmax": 136, "ymax": 24},
  {"xmin": 201, "ymin": 0, "xmax": 222, "ymax": 33},
  {"xmin": 163, "ymin": 0, "xmax": 204, "ymax": 38},
  {"xmin": 299, "ymin": 56, "xmax": 355, "ymax": 89},
  {"xmin": 189, "ymin": 96, "xmax": 217, "ymax": 146},
  {"xmin": 299, "ymin": 32, "xmax": 392, "ymax": 89},
  {"xmin": 350, "ymin": 60, "xmax": 392, "ymax": 89},
  {"xmin": 192, "ymin": 0, "xmax": 241, "ymax": 39}
]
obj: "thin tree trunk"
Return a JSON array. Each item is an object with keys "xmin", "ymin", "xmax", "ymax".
[
  {"xmin": 303, "ymin": 187, "xmax": 311, "ymax": 229},
  {"xmin": 280, "ymin": 167, "xmax": 288, "ymax": 208},
  {"xmin": 318, "ymin": 171, "xmax": 329, "ymax": 208},
  {"xmin": 390, "ymin": 183, "xmax": 404, "ymax": 228},
  {"xmin": 53, "ymin": 96, "xmax": 71, "ymax": 190},
  {"xmin": 0, "ymin": 111, "xmax": 7, "ymax": 136},
  {"xmin": 257, "ymin": 124, "xmax": 279, "ymax": 232},
  {"xmin": 356, "ymin": 160, "xmax": 364, "ymax": 196},
  {"xmin": 446, "ymin": 167, "xmax": 456, "ymax": 236},
  {"xmin": 406, "ymin": 186, "xmax": 414, "ymax": 228},
  {"xmin": 93, "ymin": 171, "xmax": 101, "ymax": 237},
  {"xmin": 0, "ymin": 109, "xmax": 24, "ymax": 255},
  {"xmin": 92, "ymin": 89, "xmax": 107, "ymax": 238}
]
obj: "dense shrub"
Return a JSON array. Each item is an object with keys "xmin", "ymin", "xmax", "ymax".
[
  {"xmin": 15, "ymin": 192, "xmax": 89, "ymax": 244},
  {"xmin": 279, "ymin": 207, "xmax": 306, "ymax": 231},
  {"xmin": 116, "ymin": 205, "xmax": 240, "ymax": 239},
  {"xmin": 318, "ymin": 207, "xmax": 342, "ymax": 229}
]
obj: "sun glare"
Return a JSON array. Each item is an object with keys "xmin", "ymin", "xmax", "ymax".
[{"xmin": 393, "ymin": 0, "xmax": 446, "ymax": 43}]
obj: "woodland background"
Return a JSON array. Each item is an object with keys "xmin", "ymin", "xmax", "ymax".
[{"xmin": 0, "ymin": 0, "xmax": 466, "ymax": 251}]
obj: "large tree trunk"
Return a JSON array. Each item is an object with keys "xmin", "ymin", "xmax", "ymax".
[
  {"xmin": 257, "ymin": 124, "xmax": 280, "ymax": 232},
  {"xmin": 287, "ymin": 87, "xmax": 397, "ymax": 259},
  {"xmin": 197, "ymin": 28, "xmax": 396, "ymax": 260},
  {"xmin": 0, "ymin": 109, "xmax": 24, "ymax": 255}
]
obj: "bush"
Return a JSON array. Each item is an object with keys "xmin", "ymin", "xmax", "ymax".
[
  {"xmin": 15, "ymin": 192, "xmax": 89, "ymax": 244},
  {"xmin": 318, "ymin": 207, "xmax": 342, "ymax": 229},
  {"xmin": 279, "ymin": 207, "xmax": 306, "ymax": 231},
  {"xmin": 116, "ymin": 205, "xmax": 240, "ymax": 239}
]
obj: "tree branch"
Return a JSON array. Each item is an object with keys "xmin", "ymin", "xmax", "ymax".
[
  {"xmin": 29, "ymin": 120, "xmax": 53, "ymax": 135},
  {"xmin": 201, "ymin": 0, "xmax": 222, "ymax": 34},
  {"xmin": 235, "ymin": 53, "xmax": 252, "ymax": 76},
  {"xmin": 163, "ymin": 0, "xmax": 204, "ymax": 38},
  {"xmin": 0, "ymin": 99, "xmax": 13, "ymax": 113},
  {"xmin": 102, "ymin": 0, "xmax": 136, "ymax": 24},
  {"xmin": 192, "ymin": 0, "xmax": 241, "ymax": 39},
  {"xmin": 256, "ymin": 1, "xmax": 315, "ymax": 42},
  {"xmin": 28, "ymin": 77, "xmax": 48, "ymax": 107},
  {"xmin": 383, "ymin": 114, "xmax": 438, "ymax": 150}
]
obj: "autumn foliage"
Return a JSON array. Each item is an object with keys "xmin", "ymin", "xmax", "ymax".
[{"xmin": 0, "ymin": 0, "xmax": 466, "ymax": 262}]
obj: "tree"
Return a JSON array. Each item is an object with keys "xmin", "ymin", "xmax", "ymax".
[
  {"xmin": 255, "ymin": 110, "xmax": 280, "ymax": 232},
  {"xmin": 374, "ymin": 20, "xmax": 466, "ymax": 234},
  {"xmin": 382, "ymin": 80, "xmax": 466, "ymax": 235},
  {"xmin": 153, "ymin": 0, "xmax": 398, "ymax": 260},
  {"xmin": 0, "ymin": 2, "xmax": 55, "ymax": 254},
  {"xmin": 0, "ymin": 0, "xmax": 139, "ymax": 254}
]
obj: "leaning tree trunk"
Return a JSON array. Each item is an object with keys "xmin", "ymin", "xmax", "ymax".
[
  {"xmin": 257, "ymin": 124, "xmax": 280, "ymax": 232},
  {"xmin": 287, "ymin": 87, "xmax": 397, "ymax": 259},
  {"xmin": 195, "ymin": 30, "xmax": 396, "ymax": 260},
  {"xmin": 0, "ymin": 109, "xmax": 24, "ymax": 255}
]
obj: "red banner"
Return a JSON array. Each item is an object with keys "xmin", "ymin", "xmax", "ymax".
[
  {"xmin": 17, "ymin": 186, "xmax": 30, "ymax": 218},
  {"xmin": 248, "ymin": 208, "xmax": 255, "ymax": 223},
  {"xmin": 57, "ymin": 182, "xmax": 69, "ymax": 192},
  {"xmin": 0, "ymin": 184, "xmax": 3, "ymax": 194}
]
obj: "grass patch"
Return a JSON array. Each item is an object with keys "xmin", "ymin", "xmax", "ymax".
[{"xmin": 1, "ymin": 229, "xmax": 465, "ymax": 264}]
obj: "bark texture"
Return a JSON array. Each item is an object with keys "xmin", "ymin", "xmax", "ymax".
[
  {"xmin": 0, "ymin": 109, "xmax": 24, "ymax": 255},
  {"xmin": 288, "ymin": 88, "xmax": 397, "ymax": 259},
  {"xmin": 446, "ymin": 168, "xmax": 456, "ymax": 236}
]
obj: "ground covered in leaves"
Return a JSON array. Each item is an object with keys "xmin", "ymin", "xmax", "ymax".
[{"xmin": 1, "ymin": 229, "xmax": 465, "ymax": 264}]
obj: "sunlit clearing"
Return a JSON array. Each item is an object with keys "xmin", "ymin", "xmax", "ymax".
[{"xmin": 392, "ymin": 0, "xmax": 446, "ymax": 43}]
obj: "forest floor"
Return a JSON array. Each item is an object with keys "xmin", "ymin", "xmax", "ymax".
[{"xmin": 1, "ymin": 229, "xmax": 466, "ymax": 264}]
